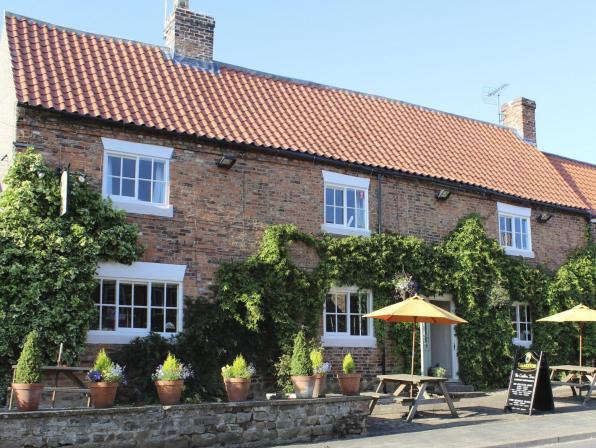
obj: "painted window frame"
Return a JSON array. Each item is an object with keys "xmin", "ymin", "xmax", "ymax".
[
  {"xmin": 322, "ymin": 286, "xmax": 376, "ymax": 348},
  {"xmin": 101, "ymin": 138, "xmax": 174, "ymax": 218},
  {"xmin": 321, "ymin": 170, "xmax": 371, "ymax": 237},
  {"xmin": 87, "ymin": 262, "xmax": 186, "ymax": 344},
  {"xmin": 497, "ymin": 202, "xmax": 534, "ymax": 258},
  {"xmin": 511, "ymin": 301, "xmax": 533, "ymax": 348}
]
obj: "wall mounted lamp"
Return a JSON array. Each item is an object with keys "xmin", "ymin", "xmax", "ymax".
[
  {"xmin": 536, "ymin": 213, "xmax": 553, "ymax": 223},
  {"xmin": 435, "ymin": 189, "xmax": 451, "ymax": 201},
  {"xmin": 216, "ymin": 155, "xmax": 237, "ymax": 169}
]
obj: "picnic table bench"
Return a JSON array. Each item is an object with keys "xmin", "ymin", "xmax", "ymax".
[
  {"xmin": 549, "ymin": 365, "xmax": 596, "ymax": 405},
  {"xmin": 8, "ymin": 365, "xmax": 91, "ymax": 410},
  {"xmin": 369, "ymin": 374, "xmax": 458, "ymax": 422}
]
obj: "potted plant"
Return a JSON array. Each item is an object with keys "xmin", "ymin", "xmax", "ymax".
[
  {"xmin": 337, "ymin": 353, "xmax": 361, "ymax": 396},
  {"xmin": 11, "ymin": 330, "xmax": 44, "ymax": 412},
  {"xmin": 87, "ymin": 349, "xmax": 125, "ymax": 408},
  {"xmin": 290, "ymin": 330, "xmax": 315, "ymax": 398},
  {"xmin": 310, "ymin": 347, "xmax": 331, "ymax": 397},
  {"xmin": 221, "ymin": 354, "xmax": 255, "ymax": 402},
  {"xmin": 153, "ymin": 352, "xmax": 193, "ymax": 405},
  {"xmin": 429, "ymin": 364, "xmax": 447, "ymax": 378}
]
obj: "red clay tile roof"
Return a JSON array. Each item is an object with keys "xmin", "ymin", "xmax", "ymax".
[
  {"xmin": 546, "ymin": 153, "xmax": 596, "ymax": 213},
  {"xmin": 2, "ymin": 13, "xmax": 589, "ymax": 210}
]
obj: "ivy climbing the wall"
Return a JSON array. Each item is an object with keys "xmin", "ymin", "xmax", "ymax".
[
  {"xmin": 0, "ymin": 149, "xmax": 142, "ymax": 402},
  {"xmin": 215, "ymin": 214, "xmax": 596, "ymax": 391}
]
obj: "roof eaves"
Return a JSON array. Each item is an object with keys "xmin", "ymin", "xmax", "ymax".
[{"xmin": 17, "ymin": 102, "xmax": 590, "ymax": 214}]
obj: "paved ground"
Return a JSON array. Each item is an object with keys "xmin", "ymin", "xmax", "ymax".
[{"xmin": 287, "ymin": 387, "xmax": 596, "ymax": 448}]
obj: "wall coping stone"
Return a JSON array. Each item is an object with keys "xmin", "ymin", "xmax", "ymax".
[{"xmin": 0, "ymin": 395, "xmax": 371, "ymax": 420}]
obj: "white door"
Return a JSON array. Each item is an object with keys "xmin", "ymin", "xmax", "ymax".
[{"xmin": 419, "ymin": 295, "xmax": 459, "ymax": 380}]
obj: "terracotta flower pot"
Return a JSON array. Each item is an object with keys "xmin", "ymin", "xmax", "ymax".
[
  {"xmin": 291, "ymin": 375, "xmax": 315, "ymax": 399},
  {"xmin": 89, "ymin": 382, "xmax": 118, "ymax": 408},
  {"xmin": 337, "ymin": 373, "xmax": 361, "ymax": 396},
  {"xmin": 155, "ymin": 380, "xmax": 184, "ymax": 405},
  {"xmin": 313, "ymin": 374, "xmax": 327, "ymax": 398},
  {"xmin": 12, "ymin": 383, "xmax": 43, "ymax": 412},
  {"xmin": 223, "ymin": 377, "xmax": 250, "ymax": 402}
]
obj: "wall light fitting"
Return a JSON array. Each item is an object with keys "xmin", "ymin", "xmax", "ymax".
[
  {"xmin": 216, "ymin": 155, "xmax": 236, "ymax": 169},
  {"xmin": 435, "ymin": 189, "xmax": 451, "ymax": 201},
  {"xmin": 536, "ymin": 213, "xmax": 553, "ymax": 223}
]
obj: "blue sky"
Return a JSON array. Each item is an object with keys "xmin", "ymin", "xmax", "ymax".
[{"xmin": 2, "ymin": 0, "xmax": 595, "ymax": 164}]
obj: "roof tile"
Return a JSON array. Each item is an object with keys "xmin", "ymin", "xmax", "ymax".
[{"xmin": 3, "ymin": 13, "xmax": 589, "ymax": 210}]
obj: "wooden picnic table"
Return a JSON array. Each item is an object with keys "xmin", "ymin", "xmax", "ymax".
[
  {"xmin": 8, "ymin": 365, "xmax": 91, "ymax": 410},
  {"xmin": 369, "ymin": 374, "xmax": 459, "ymax": 422},
  {"xmin": 549, "ymin": 365, "xmax": 596, "ymax": 405}
]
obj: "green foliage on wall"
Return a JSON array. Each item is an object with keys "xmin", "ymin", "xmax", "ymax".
[
  {"xmin": 215, "ymin": 214, "xmax": 596, "ymax": 391},
  {"xmin": 0, "ymin": 149, "xmax": 141, "ymax": 401}
]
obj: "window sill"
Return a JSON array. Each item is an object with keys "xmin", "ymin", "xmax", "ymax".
[
  {"xmin": 503, "ymin": 247, "xmax": 535, "ymax": 258},
  {"xmin": 512, "ymin": 339, "xmax": 532, "ymax": 348},
  {"xmin": 87, "ymin": 330, "xmax": 178, "ymax": 344},
  {"xmin": 321, "ymin": 335, "xmax": 377, "ymax": 348},
  {"xmin": 321, "ymin": 224, "xmax": 371, "ymax": 237},
  {"xmin": 109, "ymin": 197, "xmax": 174, "ymax": 218}
]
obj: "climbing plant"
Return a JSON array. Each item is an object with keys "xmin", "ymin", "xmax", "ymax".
[
  {"xmin": 214, "ymin": 214, "xmax": 596, "ymax": 391},
  {"xmin": 0, "ymin": 149, "xmax": 142, "ymax": 401}
]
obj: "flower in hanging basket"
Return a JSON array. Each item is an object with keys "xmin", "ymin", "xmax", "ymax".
[{"xmin": 392, "ymin": 272, "xmax": 419, "ymax": 300}]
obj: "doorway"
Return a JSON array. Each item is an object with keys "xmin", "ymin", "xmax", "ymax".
[{"xmin": 420, "ymin": 295, "xmax": 459, "ymax": 381}]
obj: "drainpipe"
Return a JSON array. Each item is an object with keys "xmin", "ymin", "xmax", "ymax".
[
  {"xmin": 377, "ymin": 173, "xmax": 387, "ymax": 378},
  {"xmin": 377, "ymin": 173, "xmax": 382, "ymax": 234}
]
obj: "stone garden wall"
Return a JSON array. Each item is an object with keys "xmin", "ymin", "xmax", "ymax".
[{"xmin": 0, "ymin": 396, "xmax": 369, "ymax": 448}]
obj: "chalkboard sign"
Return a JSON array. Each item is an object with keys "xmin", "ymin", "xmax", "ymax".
[{"xmin": 504, "ymin": 350, "xmax": 554, "ymax": 415}]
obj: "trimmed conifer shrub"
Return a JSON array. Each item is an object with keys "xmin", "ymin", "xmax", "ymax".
[
  {"xmin": 14, "ymin": 331, "xmax": 42, "ymax": 384},
  {"xmin": 290, "ymin": 330, "xmax": 312, "ymax": 376}
]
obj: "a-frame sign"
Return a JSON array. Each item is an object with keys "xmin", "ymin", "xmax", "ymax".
[{"xmin": 504, "ymin": 350, "xmax": 554, "ymax": 415}]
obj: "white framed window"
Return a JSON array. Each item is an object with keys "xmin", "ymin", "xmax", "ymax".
[
  {"xmin": 102, "ymin": 138, "xmax": 174, "ymax": 218},
  {"xmin": 511, "ymin": 302, "xmax": 532, "ymax": 348},
  {"xmin": 322, "ymin": 287, "xmax": 376, "ymax": 347},
  {"xmin": 321, "ymin": 171, "xmax": 371, "ymax": 236},
  {"xmin": 497, "ymin": 202, "xmax": 534, "ymax": 258},
  {"xmin": 88, "ymin": 262, "xmax": 186, "ymax": 344}
]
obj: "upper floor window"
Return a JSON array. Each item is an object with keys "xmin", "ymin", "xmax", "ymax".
[
  {"xmin": 102, "ymin": 138, "xmax": 174, "ymax": 218},
  {"xmin": 88, "ymin": 261, "xmax": 186, "ymax": 344},
  {"xmin": 511, "ymin": 302, "xmax": 532, "ymax": 348},
  {"xmin": 321, "ymin": 170, "xmax": 370, "ymax": 237},
  {"xmin": 497, "ymin": 202, "xmax": 534, "ymax": 258},
  {"xmin": 322, "ymin": 287, "xmax": 375, "ymax": 347}
]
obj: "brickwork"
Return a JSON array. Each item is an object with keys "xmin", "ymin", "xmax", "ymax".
[
  {"xmin": 0, "ymin": 30, "xmax": 17, "ymax": 191},
  {"xmin": 6, "ymin": 107, "xmax": 591, "ymax": 388},
  {"xmin": 164, "ymin": 5, "xmax": 215, "ymax": 61},
  {"xmin": 502, "ymin": 97, "xmax": 537, "ymax": 144}
]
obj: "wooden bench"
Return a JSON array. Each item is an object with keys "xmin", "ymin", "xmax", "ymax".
[
  {"xmin": 369, "ymin": 374, "xmax": 459, "ymax": 422},
  {"xmin": 550, "ymin": 365, "xmax": 596, "ymax": 405},
  {"xmin": 8, "ymin": 366, "xmax": 91, "ymax": 410}
]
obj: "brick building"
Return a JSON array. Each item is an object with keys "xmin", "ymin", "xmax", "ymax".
[{"xmin": 1, "ymin": 1, "xmax": 595, "ymax": 381}]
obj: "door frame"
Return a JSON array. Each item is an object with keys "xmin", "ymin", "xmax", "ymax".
[{"xmin": 419, "ymin": 294, "xmax": 459, "ymax": 381}]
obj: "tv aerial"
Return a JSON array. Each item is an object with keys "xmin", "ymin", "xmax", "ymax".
[{"xmin": 483, "ymin": 84, "xmax": 509, "ymax": 123}]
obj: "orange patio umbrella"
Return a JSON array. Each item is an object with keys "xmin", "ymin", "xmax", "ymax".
[
  {"xmin": 364, "ymin": 294, "xmax": 468, "ymax": 378},
  {"xmin": 537, "ymin": 304, "xmax": 596, "ymax": 366}
]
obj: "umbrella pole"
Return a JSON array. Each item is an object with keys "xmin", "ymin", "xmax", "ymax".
[
  {"xmin": 410, "ymin": 318, "xmax": 417, "ymax": 398},
  {"xmin": 579, "ymin": 322, "xmax": 584, "ymax": 367}
]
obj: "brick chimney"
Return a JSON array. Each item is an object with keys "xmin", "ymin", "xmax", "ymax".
[
  {"xmin": 164, "ymin": 0, "xmax": 215, "ymax": 61},
  {"xmin": 501, "ymin": 97, "xmax": 537, "ymax": 145}
]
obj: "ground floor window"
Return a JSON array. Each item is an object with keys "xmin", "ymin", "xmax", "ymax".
[
  {"xmin": 322, "ymin": 287, "xmax": 376, "ymax": 347},
  {"xmin": 511, "ymin": 302, "xmax": 532, "ymax": 347},
  {"xmin": 91, "ymin": 280, "xmax": 180, "ymax": 333},
  {"xmin": 87, "ymin": 262, "xmax": 186, "ymax": 344}
]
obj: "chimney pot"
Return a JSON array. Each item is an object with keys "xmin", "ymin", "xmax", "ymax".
[
  {"xmin": 501, "ymin": 97, "xmax": 537, "ymax": 145},
  {"xmin": 164, "ymin": 0, "xmax": 215, "ymax": 61}
]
